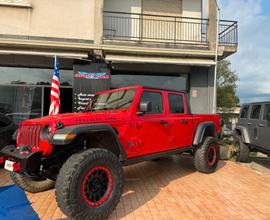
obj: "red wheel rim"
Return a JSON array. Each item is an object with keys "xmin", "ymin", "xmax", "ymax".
[
  {"xmin": 207, "ymin": 145, "xmax": 217, "ymax": 166},
  {"xmin": 82, "ymin": 166, "xmax": 113, "ymax": 206}
]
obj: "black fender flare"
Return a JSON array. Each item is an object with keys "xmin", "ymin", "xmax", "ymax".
[
  {"xmin": 49, "ymin": 124, "xmax": 126, "ymax": 161},
  {"xmin": 234, "ymin": 125, "xmax": 250, "ymax": 144},
  {"xmin": 193, "ymin": 121, "xmax": 217, "ymax": 146}
]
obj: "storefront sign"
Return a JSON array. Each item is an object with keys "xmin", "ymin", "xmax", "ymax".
[
  {"xmin": 74, "ymin": 72, "xmax": 110, "ymax": 80},
  {"xmin": 73, "ymin": 62, "xmax": 110, "ymax": 112}
]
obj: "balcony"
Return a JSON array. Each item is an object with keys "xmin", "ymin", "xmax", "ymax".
[
  {"xmin": 219, "ymin": 20, "xmax": 238, "ymax": 46},
  {"xmin": 103, "ymin": 11, "xmax": 238, "ymax": 48}
]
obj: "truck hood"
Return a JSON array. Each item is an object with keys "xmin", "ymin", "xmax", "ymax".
[{"xmin": 20, "ymin": 110, "xmax": 128, "ymax": 127}]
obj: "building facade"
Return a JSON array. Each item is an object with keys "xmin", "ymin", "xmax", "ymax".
[{"xmin": 0, "ymin": 0, "xmax": 238, "ymax": 125}]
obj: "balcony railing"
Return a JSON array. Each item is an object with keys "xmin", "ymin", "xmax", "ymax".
[
  {"xmin": 219, "ymin": 20, "xmax": 238, "ymax": 46},
  {"xmin": 103, "ymin": 11, "xmax": 208, "ymax": 45},
  {"xmin": 103, "ymin": 11, "xmax": 238, "ymax": 46}
]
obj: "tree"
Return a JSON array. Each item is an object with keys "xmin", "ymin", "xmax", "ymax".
[{"xmin": 217, "ymin": 60, "xmax": 239, "ymax": 125}]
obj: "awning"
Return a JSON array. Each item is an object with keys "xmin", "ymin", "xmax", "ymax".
[
  {"xmin": 0, "ymin": 49, "xmax": 88, "ymax": 59},
  {"xmin": 105, "ymin": 54, "xmax": 215, "ymax": 66}
]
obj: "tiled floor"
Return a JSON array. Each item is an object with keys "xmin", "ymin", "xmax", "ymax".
[{"xmin": 1, "ymin": 156, "xmax": 270, "ymax": 220}]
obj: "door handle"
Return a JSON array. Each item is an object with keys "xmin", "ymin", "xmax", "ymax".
[
  {"xmin": 259, "ymin": 124, "xmax": 265, "ymax": 127},
  {"xmin": 247, "ymin": 122, "xmax": 252, "ymax": 125},
  {"xmin": 160, "ymin": 120, "xmax": 169, "ymax": 126},
  {"xmin": 180, "ymin": 120, "xmax": 188, "ymax": 124}
]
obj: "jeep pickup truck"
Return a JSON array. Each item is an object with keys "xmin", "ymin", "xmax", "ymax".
[
  {"xmin": 1, "ymin": 86, "xmax": 221, "ymax": 220},
  {"xmin": 234, "ymin": 102, "xmax": 270, "ymax": 162}
]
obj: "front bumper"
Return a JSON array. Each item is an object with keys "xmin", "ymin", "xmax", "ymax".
[{"xmin": 1, "ymin": 145, "xmax": 42, "ymax": 172}]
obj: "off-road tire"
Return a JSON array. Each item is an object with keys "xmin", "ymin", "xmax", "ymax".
[
  {"xmin": 10, "ymin": 172, "xmax": 55, "ymax": 193},
  {"xmin": 193, "ymin": 136, "xmax": 220, "ymax": 173},
  {"xmin": 55, "ymin": 148, "xmax": 124, "ymax": 220},
  {"xmin": 233, "ymin": 134, "xmax": 250, "ymax": 163}
]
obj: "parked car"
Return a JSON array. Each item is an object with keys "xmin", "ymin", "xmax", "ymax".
[
  {"xmin": 1, "ymin": 86, "xmax": 221, "ymax": 220},
  {"xmin": 234, "ymin": 102, "xmax": 270, "ymax": 162},
  {"xmin": 0, "ymin": 113, "xmax": 17, "ymax": 165}
]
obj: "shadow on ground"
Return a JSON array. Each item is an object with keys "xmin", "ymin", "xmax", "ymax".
[
  {"xmin": 250, "ymin": 156, "xmax": 270, "ymax": 170},
  {"xmin": 113, "ymin": 155, "xmax": 226, "ymax": 219}
]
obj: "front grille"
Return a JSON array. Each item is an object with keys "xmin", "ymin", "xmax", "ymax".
[{"xmin": 19, "ymin": 125, "xmax": 42, "ymax": 147}]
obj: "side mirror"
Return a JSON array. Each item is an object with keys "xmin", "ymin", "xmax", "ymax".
[
  {"xmin": 137, "ymin": 102, "xmax": 152, "ymax": 116},
  {"xmin": 267, "ymin": 113, "xmax": 270, "ymax": 121}
]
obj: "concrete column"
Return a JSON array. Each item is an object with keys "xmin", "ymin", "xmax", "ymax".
[
  {"xmin": 94, "ymin": 0, "xmax": 104, "ymax": 45},
  {"xmin": 189, "ymin": 66, "xmax": 214, "ymax": 114},
  {"xmin": 205, "ymin": 0, "xmax": 217, "ymax": 51},
  {"xmin": 189, "ymin": 67, "xmax": 208, "ymax": 114},
  {"xmin": 208, "ymin": 65, "xmax": 215, "ymax": 113}
]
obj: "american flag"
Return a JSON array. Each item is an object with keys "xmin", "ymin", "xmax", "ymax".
[{"xmin": 49, "ymin": 56, "xmax": 60, "ymax": 115}]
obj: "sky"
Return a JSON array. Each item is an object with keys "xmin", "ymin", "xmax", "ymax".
[{"xmin": 219, "ymin": 0, "xmax": 270, "ymax": 104}]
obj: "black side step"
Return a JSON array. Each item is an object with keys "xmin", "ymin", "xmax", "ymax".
[{"xmin": 122, "ymin": 146, "xmax": 194, "ymax": 166}]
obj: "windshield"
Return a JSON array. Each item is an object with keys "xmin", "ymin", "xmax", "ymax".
[{"xmin": 85, "ymin": 89, "xmax": 137, "ymax": 112}]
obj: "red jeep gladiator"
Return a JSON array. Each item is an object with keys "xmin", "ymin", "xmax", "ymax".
[{"xmin": 1, "ymin": 86, "xmax": 221, "ymax": 220}]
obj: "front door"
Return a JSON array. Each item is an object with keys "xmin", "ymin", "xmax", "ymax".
[
  {"xmin": 257, "ymin": 103, "xmax": 270, "ymax": 151},
  {"xmin": 125, "ymin": 90, "xmax": 170, "ymax": 158},
  {"xmin": 166, "ymin": 92, "xmax": 193, "ymax": 149}
]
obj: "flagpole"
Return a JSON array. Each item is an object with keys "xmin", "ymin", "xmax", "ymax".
[{"xmin": 49, "ymin": 55, "xmax": 61, "ymax": 115}]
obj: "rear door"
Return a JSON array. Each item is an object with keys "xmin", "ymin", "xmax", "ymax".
[
  {"xmin": 257, "ymin": 103, "xmax": 270, "ymax": 150},
  {"xmin": 248, "ymin": 104, "xmax": 262, "ymax": 145},
  {"xmin": 166, "ymin": 92, "xmax": 193, "ymax": 149}
]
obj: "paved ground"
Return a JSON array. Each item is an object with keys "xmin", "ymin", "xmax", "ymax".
[{"xmin": 1, "ymin": 156, "xmax": 270, "ymax": 220}]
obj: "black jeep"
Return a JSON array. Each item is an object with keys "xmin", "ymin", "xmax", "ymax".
[{"xmin": 234, "ymin": 102, "xmax": 270, "ymax": 162}]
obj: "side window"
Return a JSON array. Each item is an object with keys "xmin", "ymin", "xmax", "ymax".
[
  {"xmin": 168, "ymin": 94, "xmax": 184, "ymax": 114},
  {"xmin": 263, "ymin": 104, "xmax": 270, "ymax": 120},
  {"xmin": 240, "ymin": 105, "xmax": 249, "ymax": 118},
  {"xmin": 140, "ymin": 91, "xmax": 163, "ymax": 114},
  {"xmin": 250, "ymin": 105, "xmax": 262, "ymax": 119}
]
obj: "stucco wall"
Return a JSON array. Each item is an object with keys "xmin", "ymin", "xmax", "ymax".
[
  {"xmin": 182, "ymin": 0, "xmax": 202, "ymax": 18},
  {"xmin": 0, "ymin": 0, "xmax": 95, "ymax": 40},
  {"xmin": 0, "ymin": 0, "xmax": 202, "ymax": 41},
  {"xmin": 142, "ymin": 0, "xmax": 182, "ymax": 16},
  {"xmin": 104, "ymin": 0, "xmax": 141, "ymax": 13}
]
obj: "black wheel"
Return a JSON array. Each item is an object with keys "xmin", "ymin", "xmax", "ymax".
[
  {"xmin": 233, "ymin": 134, "xmax": 250, "ymax": 163},
  {"xmin": 193, "ymin": 136, "xmax": 220, "ymax": 173},
  {"xmin": 55, "ymin": 148, "xmax": 124, "ymax": 220},
  {"xmin": 10, "ymin": 172, "xmax": 55, "ymax": 193}
]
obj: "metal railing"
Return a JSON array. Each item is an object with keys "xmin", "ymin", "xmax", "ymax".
[
  {"xmin": 103, "ymin": 11, "xmax": 238, "ymax": 47},
  {"xmin": 219, "ymin": 20, "xmax": 238, "ymax": 45},
  {"xmin": 103, "ymin": 11, "xmax": 208, "ymax": 45}
]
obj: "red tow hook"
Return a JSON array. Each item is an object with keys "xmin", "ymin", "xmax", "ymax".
[
  {"xmin": 8, "ymin": 158, "xmax": 22, "ymax": 172},
  {"xmin": 13, "ymin": 162, "xmax": 22, "ymax": 172}
]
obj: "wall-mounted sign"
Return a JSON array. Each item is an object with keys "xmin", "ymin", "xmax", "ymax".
[
  {"xmin": 74, "ymin": 72, "xmax": 110, "ymax": 80},
  {"xmin": 73, "ymin": 62, "xmax": 110, "ymax": 112}
]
